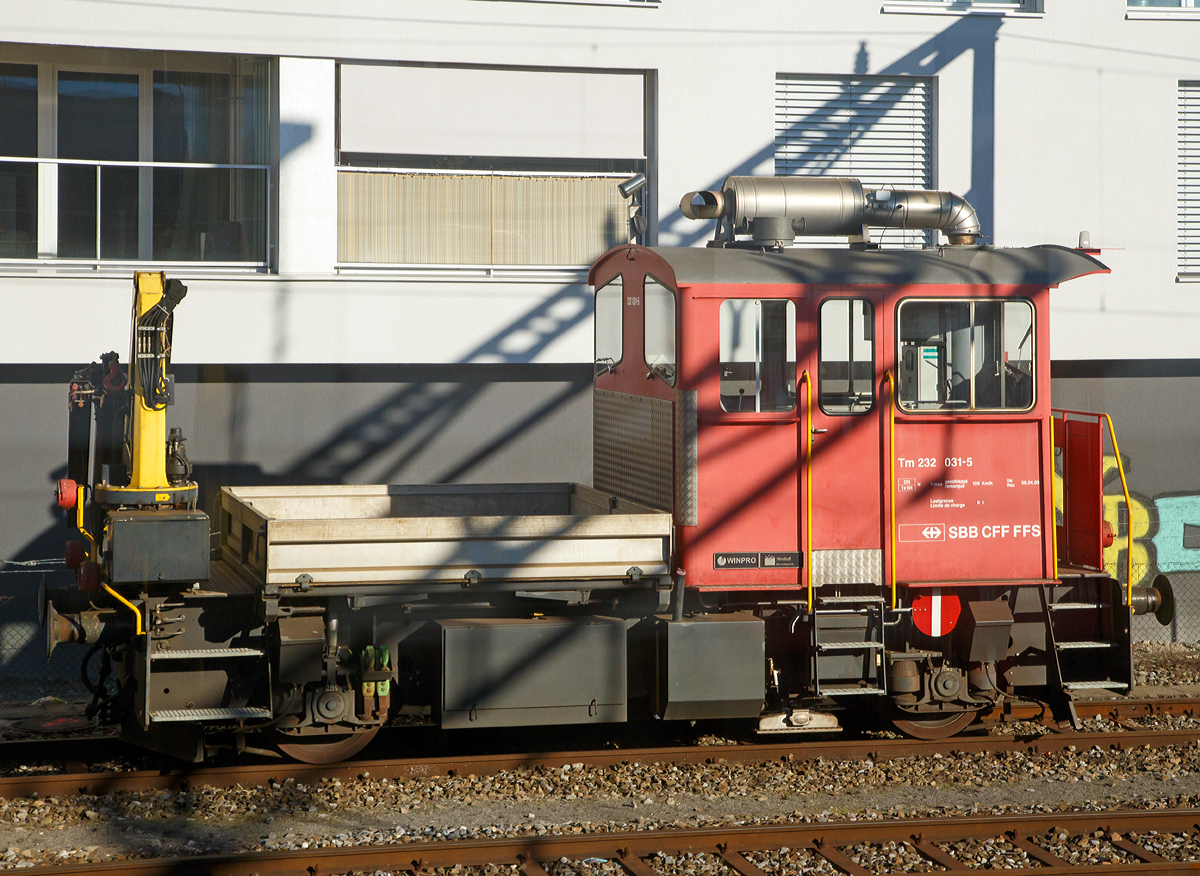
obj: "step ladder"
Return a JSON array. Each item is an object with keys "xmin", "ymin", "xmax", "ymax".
[
  {"xmin": 1040, "ymin": 582, "xmax": 1133, "ymax": 727},
  {"xmin": 812, "ymin": 591, "xmax": 887, "ymax": 697},
  {"xmin": 145, "ymin": 641, "xmax": 271, "ymax": 725}
]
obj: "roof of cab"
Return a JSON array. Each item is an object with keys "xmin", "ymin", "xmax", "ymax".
[{"xmin": 646, "ymin": 244, "xmax": 1108, "ymax": 288}]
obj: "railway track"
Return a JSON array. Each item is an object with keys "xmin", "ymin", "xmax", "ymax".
[
  {"xmin": 0, "ymin": 695, "xmax": 1198, "ymax": 800},
  {"xmin": 10, "ymin": 805, "xmax": 1200, "ymax": 874}
]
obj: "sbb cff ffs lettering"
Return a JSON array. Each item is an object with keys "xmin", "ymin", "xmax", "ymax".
[{"xmin": 948, "ymin": 524, "xmax": 1042, "ymax": 540}]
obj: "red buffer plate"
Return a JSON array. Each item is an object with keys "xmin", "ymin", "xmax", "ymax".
[{"xmin": 912, "ymin": 589, "xmax": 961, "ymax": 637}]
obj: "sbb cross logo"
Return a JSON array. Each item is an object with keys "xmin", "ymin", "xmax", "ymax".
[{"xmin": 898, "ymin": 523, "xmax": 945, "ymax": 542}]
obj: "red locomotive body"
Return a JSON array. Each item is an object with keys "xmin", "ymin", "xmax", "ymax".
[{"xmin": 590, "ymin": 176, "xmax": 1173, "ymax": 735}]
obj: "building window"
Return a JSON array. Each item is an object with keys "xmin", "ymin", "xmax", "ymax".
[
  {"xmin": 0, "ymin": 64, "xmax": 37, "ymax": 258},
  {"xmin": 775, "ymin": 74, "xmax": 934, "ymax": 248},
  {"xmin": 897, "ymin": 299, "xmax": 1034, "ymax": 413},
  {"xmin": 1128, "ymin": 1, "xmax": 1200, "ymax": 16},
  {"xmin": 0, "ymin": 52, "xmax": 270, "ymax": 266},
  {"xmin": 882, "ymin": 0, "xmax": 1042, "ymax": 13},
  {"xmin": 1183, "ymin": 82, "xmax": 1199, "ymax": 278},
  {"xmin": 336, "ymin": 63, "xmax": 647, "ymax": 268},
  {"xmin": 719, "ymin": 299, "xmax": 797, "ymax": 414}
]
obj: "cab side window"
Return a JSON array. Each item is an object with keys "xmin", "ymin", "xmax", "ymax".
[
  {"xmin": 897, "ymin": 299, "xmax": 1034, "ymax": 412},
  {"xmin": 594, "ymin": 276, "xmax": 623, "ymax": 374},
  {"xmin": 819, "ymin": 298, "xmax": 874, "ymax": 414},
  {"xmin": 719, "ymin": 298, "xmax": 796, "ymax": 412},
  {"xmin": 644, "ymin": 277, "xmax": 676, "ymax": 386}
]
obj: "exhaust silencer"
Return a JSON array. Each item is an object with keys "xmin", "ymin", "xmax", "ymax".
[{"xmin": 681, "ymin": 175, "xmax": 980, "ymax": 246}]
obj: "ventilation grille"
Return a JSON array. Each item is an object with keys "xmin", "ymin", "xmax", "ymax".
[
  {"xmin": 593, "ymin": 389, "xmax": 673, "ymax": 513},
  {"xmin": 775, "ymin": 74, "xmax": 934, "ymax": 248}
]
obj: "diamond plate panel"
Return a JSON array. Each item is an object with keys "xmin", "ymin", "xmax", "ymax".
[
  {"xmin": 674, "ymin": 390, "xmax": 698, "ymax": 526},
  {"xmin": 593, "ymin": 389, "xmax": 673, "ymax": 513},
  {"xmin": 811, "ymin": 549, "xmax": 883, "ymax": 587}
]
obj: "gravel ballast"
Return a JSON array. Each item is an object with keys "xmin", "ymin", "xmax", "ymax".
[{"xmin": 0, "ymin": 641, "xmax": 1198, "ymax": 870}]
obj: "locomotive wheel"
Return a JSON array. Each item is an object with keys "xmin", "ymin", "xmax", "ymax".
[
  {"xmin": 276, "ymin": 728, "xmax": 379, "ymax": 764},
  {"xmin": 892, "ymin": 709, "xmax": 978, "ymax": 740}
]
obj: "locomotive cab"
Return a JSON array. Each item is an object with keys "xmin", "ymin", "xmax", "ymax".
[{"xmin": 590, "ymin": 174, "xmax": 1173, "ymax": 736}]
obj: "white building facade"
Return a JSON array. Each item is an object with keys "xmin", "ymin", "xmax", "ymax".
[{"xmin": 2, "ymin": 0, "xmax": 1200, "ymax": 671}]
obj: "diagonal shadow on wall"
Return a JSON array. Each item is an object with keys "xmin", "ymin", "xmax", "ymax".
[{"xmin": 662, "ymin": 15, "xmax": 1000, "ymax": 249}]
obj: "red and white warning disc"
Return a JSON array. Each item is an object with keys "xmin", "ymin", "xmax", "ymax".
[{"xmin": 912, "ymin": 588, "xmax": 961, "ymax": 637}]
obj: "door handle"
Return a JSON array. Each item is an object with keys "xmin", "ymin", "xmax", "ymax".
[{"xmin": 811, "ymin": 428, "xmax": 829, "ymax": 434}]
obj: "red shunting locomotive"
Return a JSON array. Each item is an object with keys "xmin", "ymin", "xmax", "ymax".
[{"xmin": 44, "ymin": 176, "xmax": 1175, "ymax": 762}]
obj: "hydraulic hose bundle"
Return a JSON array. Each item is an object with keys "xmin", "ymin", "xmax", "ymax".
[{"xmin": 135, "ymin": 278, "xmax": 187, "ymax": 411}]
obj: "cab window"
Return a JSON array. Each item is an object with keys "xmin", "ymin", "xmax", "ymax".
[
  {"xmin": 644, "ymin": 277, "xmax": 676, "ymax": 386},
  {"xmin": 819, "ymin": 298, "xmax": 874, "ymax": 414},
  {"xmin": 898, "ymin": 299, "xmax": 1034, "ymax": 412},
  {"xmin": 719, "ymin": 298, "xmax": 796, "ymax": 412},
  {"xmin": 594, "ymin": 276, "xmax": 622, "ymax": 374}
]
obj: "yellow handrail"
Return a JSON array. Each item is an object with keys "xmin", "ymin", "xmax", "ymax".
[
  {"xmin": 883, "ymin": 371, "xmax": 898, "ymax": 609},
  {"xmin": 800, "ymin": 371, "xmax": 813, "ymax": 612},
  {"xmin": 103, "ymin": 583, "xmax": 144, "ymax": 638},
  {"xmin": 73, "ymin": 484, "xmax": 143, "ymax": 637},
  {"xmin": 1102, "ymin": 413, "xmax": 1134, "ymax": 605},
  {"xmin": 1050, "ymin": 414, "xmax": 1059, "ymax": 580},
  {"xmin": 74, "ymin": 484, "xmax": 96, "ymax": 562}
]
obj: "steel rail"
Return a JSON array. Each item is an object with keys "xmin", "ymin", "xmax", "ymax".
[
  {"xmin": 12, "ymin": 806, "xmax": 1200, "ymax": 875},
  {"xmin": 3, "ymin": 714, "xmax": 1200, "ymax": 801}
]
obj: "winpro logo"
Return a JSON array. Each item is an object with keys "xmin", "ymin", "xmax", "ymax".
[{"xmin": 713, "ymin": 552, "xmax": 759, "ymax": 569}]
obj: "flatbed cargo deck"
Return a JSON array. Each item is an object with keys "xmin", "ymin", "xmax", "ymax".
[{"xmin": 218, "ymin": 482, "xmax": 673, "ymax": 589}]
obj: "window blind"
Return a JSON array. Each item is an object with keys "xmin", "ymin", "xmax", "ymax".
[
  {"xmin": 337, "ymin": 172, "xmax": 627, "ymax": 266},
  {"xmin": 775, "ymin": 74, "xmax": 934, "ymax": 247},
  {"xmin": 1182, "ymin": 81, "xmax": 1200, "ymax": 276}
]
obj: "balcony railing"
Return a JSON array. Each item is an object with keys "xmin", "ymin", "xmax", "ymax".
[{"xmin": 0, "ymin": 156, "xmax": 270, "ymax": 268}]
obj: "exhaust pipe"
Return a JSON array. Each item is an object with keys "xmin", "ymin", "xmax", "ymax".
[{"xmin": 680, "ymin": 175, "xmax": 980, "ymax": 246}]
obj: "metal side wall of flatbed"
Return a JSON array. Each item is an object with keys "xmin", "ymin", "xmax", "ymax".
[{"xmin": 217, "ymin": 482, "xmax": 672, "ymax": 587}]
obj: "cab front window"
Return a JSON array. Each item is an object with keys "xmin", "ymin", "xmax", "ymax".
[{"xmin": 897, "ymin": 299, "xmax": 1034, "ymax": 412}]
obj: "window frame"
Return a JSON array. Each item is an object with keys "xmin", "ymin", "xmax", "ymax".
[
  {"xmin": 593, "ymin": 275, "xmax": 624, "ymax": 375},
  {"xmin": 895, "ymin": 297, "xmax": 1036, "ymax": 415},
  {"xmin": 1127, "ymin": 0, "xmax": 1200, "ymax": 18},
  {"xmin": 817, "ymin": 296, "xmax": 876, "ymax": 417},
  {"xmin": 0, "ymin": 46, "xmax": 272, "ymax": 270},
  {"xmin": 718, "ymin": 297, "xmax": 799, "ymax": 415},
  {"xmin": 881, "ymin": 0, "xmax": 1043, "ymax": 16},
  {"xmin": 334, "ymin": 61, "xmax": 652, "ymax": 272},
  {"xmin": 643, "ymin": 274, "xmax": 676, "ymax": 387}
]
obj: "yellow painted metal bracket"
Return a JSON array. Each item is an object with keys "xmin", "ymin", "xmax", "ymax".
[
  {"xmin": 74, "ymin": 484, "xmax": 96, "ymax": 563},
  {"xmin": 103, "ymin": 583, "xmax": 143, "ymax": 638}
]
